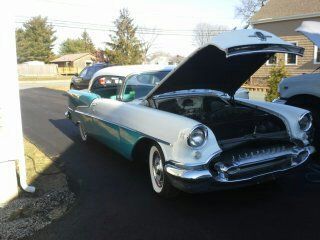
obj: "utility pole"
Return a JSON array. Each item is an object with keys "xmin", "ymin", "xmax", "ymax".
[{"xmin": 0, "ymin": 6, "xmax": 35, "ymax": 205}]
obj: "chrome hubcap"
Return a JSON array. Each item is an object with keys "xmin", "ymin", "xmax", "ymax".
[
  {"xmin": 80, "ymin": 123, "xmax": 87, "ymax": 140},
  {"xmin": 152, "ymin": 151, "xmax": 164, "ymax": 188}
]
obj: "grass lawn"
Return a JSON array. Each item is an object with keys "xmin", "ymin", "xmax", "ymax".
[
  {"xmin": 19, "ymin": 75, "xmax": 71, "ymax": 81},
  {"xmin": 0, "ymin": 139, "xmax": 75, "ymax": 240}
]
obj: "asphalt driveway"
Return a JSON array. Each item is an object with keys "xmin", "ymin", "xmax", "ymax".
[{"xmin": 21, "ymin": 88, "xmax": 320, "ymax": 240}]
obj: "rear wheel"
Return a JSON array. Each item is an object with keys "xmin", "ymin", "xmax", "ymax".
[
  {"xmin": 79, "ymin": 122, "xmax": 89, "ymax": 142},
  {"xmin": 148, "ymin": 144, "xmax": 178, "ymax": 198}
]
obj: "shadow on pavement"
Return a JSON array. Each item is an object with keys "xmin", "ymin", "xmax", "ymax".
[{"xmin": 19, "ymin": 88, "xmax": 320, "ymax": 240}]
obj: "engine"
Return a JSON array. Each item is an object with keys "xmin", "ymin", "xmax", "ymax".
[{"xmin": 156, "ymin": 95, "xmax": 287, "ymax": 143}]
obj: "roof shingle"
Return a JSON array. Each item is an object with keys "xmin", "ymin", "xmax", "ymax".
[
  {"xmin": 50, "ymin": 53, "xmax": 93, "ymax": 63},
  {"xmin": 250, "ymin": 0, "xmax": 320, "ymax": 24}
]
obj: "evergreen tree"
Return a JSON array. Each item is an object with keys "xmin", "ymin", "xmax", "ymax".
[
  {"xmin": 106, "ymin": 9, "xmax": 144, "ymax": 65},
  {"xmin": 59, "ymin": 30, "xmax": 96, "ymax": 55},
  {"xmin": 265, "ymin": 63, "xmax": 288, "ymax": 102},
  {"xmin": 16, "ymin": 16, "xmax": 57, "ymax": 63}
]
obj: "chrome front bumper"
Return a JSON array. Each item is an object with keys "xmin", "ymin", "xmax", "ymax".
[{"xmin": 165, "ymin": 145, "xmax": 315, "ymax": 193}]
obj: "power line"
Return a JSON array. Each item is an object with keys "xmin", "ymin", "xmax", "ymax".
[
  {"xmin": 15, "ymin": 21, "xmax": 227, "ymax": 37},
  {"xmin": 15, "ymin": 16, "xmax": 230, "ymax": 36}
]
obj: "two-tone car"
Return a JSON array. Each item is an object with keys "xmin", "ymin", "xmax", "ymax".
[{"xmin": 66, "ymin": 29, "xmax": 314, "ymax": 197}]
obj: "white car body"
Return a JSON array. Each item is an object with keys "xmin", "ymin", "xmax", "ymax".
[
  {"xmin": 275, "ymin": 21, "xmax": 320, "ymax": 104},
  {"xmin": 67, "ymin": 29, "xmax": 314, "ymax": 194}
]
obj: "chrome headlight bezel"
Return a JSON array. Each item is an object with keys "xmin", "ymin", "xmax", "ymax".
[
  {"xmin": 298, "ymin": 112, "xmax": 313, "ymax": 132},
  {"xmin": 187, "ymin": 125, "xmax": 208, "ymax": 148}
]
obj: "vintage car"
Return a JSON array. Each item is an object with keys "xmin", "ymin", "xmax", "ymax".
[
  {"xmin": 274, "ymin": 21, "xmax": 320, "ymax": 152},
  {"xmin": 66, "ymin": 29, "xmax": 314, "ymax": 197}
]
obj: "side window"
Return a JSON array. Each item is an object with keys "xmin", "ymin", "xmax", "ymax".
[
  {"xmin": 285, "ymin": 42, "xmax": 298, "ymax": 65},
  {"xmin": 79, "ymin": 67, "xmax": 88, "ymax": 78},
  {"xmin": 314, "ymin": 45, "xmax": 320, "ymax": 64},
  {"xmin": 266, "ymin": 54, "xmax": 277, "ymax": 65},
  {"xmin": 121, "ymin": 71, "xmax": 170, "ymax": 102},
  {"xmin": 90, "ymin": 75, "xmax": 124, "ymax": 99},
  {"xmin": 85, "ymin": 66, "xmax": 99, "ymax": 80}
]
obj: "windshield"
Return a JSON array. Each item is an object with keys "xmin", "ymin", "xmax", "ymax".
[{"xmin": 121, "ymin": 71, "xmax": 170, "ymax": 101}]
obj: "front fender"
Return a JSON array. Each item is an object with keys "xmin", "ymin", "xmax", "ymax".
[{"xmin": 237, "ymin": 98, "xmax": 311, "ymax": 144}]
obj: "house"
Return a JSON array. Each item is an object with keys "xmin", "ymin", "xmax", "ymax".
[
  {"xmin": 145, "ymin": 52, "xmax": 185, "ymax": 65},
  {"xmin": 249, "ymin": 0, "xmax": 320, "ymax": 86},
  {"xmin": 146, "ymin": 52, "xmax": 172, "ymax": 65},
  {"xmin": 50, "ymin": 53, "xmax": 96, "ymax": 74}
]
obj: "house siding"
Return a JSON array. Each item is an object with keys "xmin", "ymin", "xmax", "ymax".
[
  {"xmin": 73, "ymin": 55, "xmax": 94, "ymax": 69},
  {"xmin": 251, "ymin": 17, "xmax": 320, "ymax": 86}
]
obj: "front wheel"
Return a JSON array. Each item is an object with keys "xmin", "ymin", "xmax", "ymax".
[{"xmin": 149, "ymin": 144, "xmax": 178, "ymax": 198}]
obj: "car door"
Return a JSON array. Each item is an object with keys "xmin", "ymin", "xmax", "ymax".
[{"xmin": 90, "ymin": 98, "xmax": 121, "ymax": 152}]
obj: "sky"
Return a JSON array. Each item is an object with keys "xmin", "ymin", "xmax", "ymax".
[{"xmin": 15, "ymin": 0, "xmax": 243, "ymax": 57}]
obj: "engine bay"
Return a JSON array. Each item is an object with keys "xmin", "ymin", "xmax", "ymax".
[{"xmin": 156, "ymin": 95, "xmax": 288, "ymax": 146}]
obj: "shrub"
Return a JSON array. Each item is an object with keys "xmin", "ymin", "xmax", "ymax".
[{"xmin": 265, "ymin": 64, "xmax": 288, "ymax": 102}]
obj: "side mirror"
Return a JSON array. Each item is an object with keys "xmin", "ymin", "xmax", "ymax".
[{"xmin": 74, "ymin": 73, "xmax": 79, "ymax": 77}]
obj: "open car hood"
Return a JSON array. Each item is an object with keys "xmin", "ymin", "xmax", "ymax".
[
  {"xmin": 296, "ymin": 21, "xmax": 320, "ymax": 47},
  {"xmin": 146, "ymin": 29, "xmax": 304, "ymax": 99}
]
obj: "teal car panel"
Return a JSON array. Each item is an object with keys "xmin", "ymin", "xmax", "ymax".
[
  {"xmin": 68, "ymin": 89, "xmax": 100, "ymax": 109},
  {"xmin": 88, "ymin": 117, "xmax": 144, "ymax": 159},
  {"xmin": 92, "ymin": 118, "xmax": 121, "ymax": 153},
  {"xmin": 119, "ymin": 127, "xmax": 144, "ymax": 159}
]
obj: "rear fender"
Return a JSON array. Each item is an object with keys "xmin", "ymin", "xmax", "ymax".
[{"xmin": 67, "ymin": 89, "xmax": 101, "ymax": 109}]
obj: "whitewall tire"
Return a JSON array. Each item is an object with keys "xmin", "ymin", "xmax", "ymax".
[
  {"xmin": 79, "ymin": 122, "xmax": 89, "ymax": 142},
  {"xmin": 148, "ymin": 144, "xmax": 178, "ymax": 197}
]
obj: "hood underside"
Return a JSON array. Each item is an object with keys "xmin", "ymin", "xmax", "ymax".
[
  {"xmin": 146, "ymin": 29, "xmax": 304, "ymax": 98},
  {"xmin": 296, "ymin": 21, "xmax": 320, "ymax": 47}
]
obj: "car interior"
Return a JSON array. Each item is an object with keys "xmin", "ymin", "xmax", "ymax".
[{"xmin": 90, "ymin": 71, "xmax": 170, "ymax": 102}]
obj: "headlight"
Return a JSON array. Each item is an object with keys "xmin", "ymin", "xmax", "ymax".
[
  {"xmin": 299, "ymin": 112, "xmax": 312, "ymax": 131},
  {"xmin": 187, "ymin": 126, "xmax": 208, "ymax": 148}
]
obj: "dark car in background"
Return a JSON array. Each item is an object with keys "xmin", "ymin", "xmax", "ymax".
[{"xmin": 70, "ymin": 63, "xmax": 109, "ymax": 90}]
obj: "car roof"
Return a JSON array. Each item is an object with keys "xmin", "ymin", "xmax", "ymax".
[
  {"xmin": 91, "ymin": 64, "xmax": 175, "ymax": 80},
  {"xmin": 90, "ymin": 62, "xmax": 109, "ymax": 67}
]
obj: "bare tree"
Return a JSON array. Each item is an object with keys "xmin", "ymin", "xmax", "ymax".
[
  {"xmin": 138, "ymin": 27, "xmax": 158, "ymax": 62},
  {"xmin": 235, "ymin": 0, "xmax": 268, "ymax": 27},
  {"xmin": 193, "ymin": 23, "xmax": 228, "ymax": 47}
]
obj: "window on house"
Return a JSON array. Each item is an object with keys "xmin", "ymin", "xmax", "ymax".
[
  {"xmin": 314, "ymin": 46, "xmax": 320, "ymax": 64},
  {"xmin": 266, "ymin": 54, "xmax": 277, "ymax": 65},
  {"xmin": 285, "ymin": 42, "xmax": 298, "ymax": 65}
]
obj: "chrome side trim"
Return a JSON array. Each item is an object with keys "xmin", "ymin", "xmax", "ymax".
[{"xmin": 74, "ymin": 109, "xmax": 172, "ymax": 146}]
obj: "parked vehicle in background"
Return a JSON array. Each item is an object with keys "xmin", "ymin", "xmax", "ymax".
[
  {"xmin": 66, "ymin": 29, "xmax": 314, "ymax": 197},
  {"xmin": 70, "ymin": 63, "xmax": 109, "ymax": 90},
  {"xmin": 274, "ymin": 21, "xmax": 320, "ymax": 152}
]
